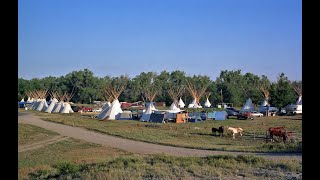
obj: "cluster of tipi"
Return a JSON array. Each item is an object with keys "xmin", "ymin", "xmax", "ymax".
[
  {"xmin": 21, "ymin": 79, "xmax": 301, "ymax": 120},
  {"xmin": 23, "ymin": 90, "xmax": 74, "ymax": 113},
  {"xmin": 20, "ymin": 78, "xmax": 226, "ymax": 122},
  {"xmin": 94, "ymin": 79, "xmax": 212, "ymax": 121}
]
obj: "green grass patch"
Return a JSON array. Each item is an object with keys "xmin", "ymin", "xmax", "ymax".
[
  {"xmin": 31, "ymin": 110, "xmax": 302, "ymax": 153},
  {"xmin": 18, "ymin": 124, "xmax": 59, "ymax": 145}
]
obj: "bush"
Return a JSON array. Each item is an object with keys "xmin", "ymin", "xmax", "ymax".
[{"xmin": 53, "ymin": 161, "xmax": 82, "ymax": 175}]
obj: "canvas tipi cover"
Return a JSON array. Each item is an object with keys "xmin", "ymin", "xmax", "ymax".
[
  {"xmin": 106, "ymin": 99, "xmax": 123, "ymax": 120},
  {"xmin": 97, "ymin": 103, "xmax": 111, "ymax": 120},
  {"xmin": 45, "ymin": 98, "xmax": 58, "ymax": 113},
  {"xmin": 204, "ymin": 98, "xmax": 211, "ymax": 107},
  {"xmin": 178, "ymin": 98, "xmax": 185, "ymax": 108},
  {"xmin": 140, "ymin": 102, "xmax": 155, "ymax": 122},
  {"xmin": 169, "ymin": 102, "xmax": 180, "ymax": 111},
  {"xmin": 240, "ymin": 98, "xmax": 254, "ymax": 112},
  {"xmin": 36, "ymin": 99, "xmax": 48, "ymax": 112},
  {"xmin": 60, "ymin": 102, "xmax": 74, "ymax": 113}
]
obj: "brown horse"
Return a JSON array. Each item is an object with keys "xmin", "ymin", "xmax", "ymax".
[{"xmin": 267, "ymin": 126, "xmax": 288, "ymax": 143}]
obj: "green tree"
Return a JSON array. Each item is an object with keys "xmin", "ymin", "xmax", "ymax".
[{"xmin": 269, "ymin": 73, "xmax": 296, "ymax": 108}]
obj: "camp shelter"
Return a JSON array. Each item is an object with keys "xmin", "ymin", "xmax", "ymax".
[
  {"xmin": 149, "ymin": 113, "xmax": 165, "ymax": 123},
  {"xmin": 215, "ymin": 111, "xmax": 228, "ymax": 120},
  {"xmin": 118, "ymin": 111, "xmax": 133, "ymax": 120}
]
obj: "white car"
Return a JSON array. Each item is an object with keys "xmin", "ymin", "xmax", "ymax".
[
  {"xmin": 92, "ymin": 108, "xmax": 102, "ymax": 112},
  {"xmin": 251, "ymin": 111, "xmax": 263, "ymax": 117}
]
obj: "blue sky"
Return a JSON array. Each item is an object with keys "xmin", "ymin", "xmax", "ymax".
[{"xmin": 18, "ymin": 0, "xmax": 302, "ymax": 82}]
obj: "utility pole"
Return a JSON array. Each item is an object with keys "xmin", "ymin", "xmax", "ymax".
[{"xmin": 220, "ymin": 89, "xmax": 223, "ymax": 103}]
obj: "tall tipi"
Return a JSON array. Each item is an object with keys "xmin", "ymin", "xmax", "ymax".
[
  {"xmin": 240, "ymin": 98, "xmax": 254, "ymax": 112},
  {"xmin": 258, "ymin": 82, "xmax": 270, "ymax": 113},
  {"xmin": 45, "ymin": 91, "xmax": 59, "ymax": 113},
  {"xmin": 203, "ymin": 92, "xmax": 211, "ymax": 108},
  {"xmin": 97, "ymin": 76, "xmax": 128, "ymax": 120},
  {"xmin": 186, "ymin": 79, "xmax": 208, "ymax": 108},
  {"xmin": 140, "ymin": 76, "xmax": 159, "ymax": 122},
  {"xmin": 168, "ymin": 85, "xmax": 184, "ymax": 112},
  {"xmin": 52, "ymin": 93, "xmax": 65, "ymax": 113},
  {"xmin": 59, "ymin": 92, "xmax": 74, "ymax": 113},
  {"xmin": 178, "ymin": 98, "xmax": 185, "ymax": 108},
  {"xmin": 97, "ymin": 91, "xmax": 113, "ymax": 120}
]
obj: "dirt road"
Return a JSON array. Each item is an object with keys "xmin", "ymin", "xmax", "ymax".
[{"xmin": 18, "ymin": 112, "xmax": 302, "ymax": 161}]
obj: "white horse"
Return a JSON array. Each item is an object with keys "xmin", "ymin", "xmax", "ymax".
[{"xmin": 226, "ymin": 127, "xmax": 243, "ymax": 139}]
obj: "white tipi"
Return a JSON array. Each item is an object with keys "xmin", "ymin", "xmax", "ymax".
[
  {"xmin": 59, "ymin": 92, "xmax": 74, "ymax": 113},
  {"xmin": 186, "ymin": 79, "xmax": 208, "ymax": 108},
  {"xmin": 168, "ymin": 86, "xmax": 184, "ymax": 112},
  {"xmin": 97, "ymin": 76, "xmax": 128, "ymax": 120},
  {"xmin": 45, "ymin": 91, "xmax": 59, "ymax": 113},
  {"xmin": 52, "ymin": 93, "xmax": 65, "ymax": 113},
  {"xmin": 203, "ymin": 92, "xmax": 211, "ymax": 108},
  {"xmin": 178, "ymin": 97, "xmax": 185, "ymax": 108},
  {"xmin": 97, "ymin": 93, "xmax": 113, "ymax": 120},
  {"xmin": 35, "ymin": 90, "xmax": 49, "ymax": 112},
  {"xmin": 140, "ymin": 82, "xmax": 159, "ymax": 122},
  {"xmin": 258, "ymin": 83, "xmax": 270, "ymax": 113}
]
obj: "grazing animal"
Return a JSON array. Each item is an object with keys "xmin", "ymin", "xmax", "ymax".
[
  {"xmin": 212, "ymin": 126, "xmax": 224, "ymax": 137},
  {"xmin": 267, "ymin": 126, "xmax": 288, "ymax": 143},
  {"xmin": 226, "ymin": 127, "xmax": 244, "ymax": 139}
]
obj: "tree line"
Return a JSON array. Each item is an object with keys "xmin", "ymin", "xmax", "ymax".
[{"xmin": 18, "ymin": 68, "xmax": 301, "ymax": 109}]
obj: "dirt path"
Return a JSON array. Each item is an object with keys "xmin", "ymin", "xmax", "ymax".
[
  {"xmin": 18, "ymin": 112, "xmax": 302, "ymax": 161},
  {"xmin": 18, "ymin": 135, "xmax": 69, "ymax": 152}
]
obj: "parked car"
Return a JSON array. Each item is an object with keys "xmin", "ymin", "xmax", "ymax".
[
  {"xmin": 81, "ymin": 107, "xmax": 93, "ymax": 112},
  {"xmin": 251, "ymin": 111, "xmax": 263, "ymax": 117},
  {"xmin": 92, "ymin": 108, "xmax": 102, "ymax": 112},
  {"xmin": 237, "ymin": 111, "xmax": 254, "ymax": 120},
  {"xmin": 226, "ymin": 109, "xmax": 238, "ymax": 117},
  {"xmin": 225, "ymin": 107, "xmax": 240, "ymax": 113},
  {"xmin": 71, "ymin": 105, "xmax": 81, "ymax": 112}
]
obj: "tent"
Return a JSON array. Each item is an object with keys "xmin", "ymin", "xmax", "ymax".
[
  {"xmin": 36, "ymin": 90, "xmax": 49, "ymax": 112},
  {"xmin": 140, "ymin": 103, "xmax": 154, "ymax": 122},
  {"xmin": 59, "ymin": 92, "xmax": 74, "ymax": 113},
  {"xmin": 45, "ymin": 91, "xmax": 59, "ymax": 113},
  {"xmin": 203, "ymin": 92, "xmax": 211, "ymax": 108},
  {"xmin": 207, "ymin": 111, "xmax": 216, "ymax": 119},
  {"xmin": 178, "ymin": 98, "xmax": 185, "ymax": 108},
  {"xmin": 118, "ymin": 111, "xmax": 133, "ymax": 120},
  {"xmin": 258, "ymin": 83, "xmax": 270, "ymax": 113},
  {"xmin": 240, "ymin": 98, "xmax": 254, "ymax": 112},
  {"xmin": 52, "ymin": 93, "xmax": 65, "ymax": 113},
  {"xmin": 285, "ymin": 82, "xmax": 302, "ymax": 114},
  {"xmin": 140, "ymin": 78, "xmax": 159, "ymax": 122},
  {"xmin": 149, "ymin": 113, "xmax": 165, "ymax": 123},
  {"xmin": 293, "ymin": 84, "xmax": 302, "ymax": 105},
  {"xmin": 105, "ymin": 99, "xmax": 123, "ymax": 120},
  {"xmin": 97, "ymin": 93, "xmax": 113, "ymax": 120},
  {"xmin": 188, "ymin": 115, "xmax": 203, "ymax": 123},
  {"xmin": 97, "ymin": 102, "xmax": 111, "ymax": 120},
  {"xmin": 168, "ymin": 85, "xmax": 184, "ymax": 111},
  {"xmin": 186, "ymin": 79, "xmax": 208, "ymax": 108},
  {"xmin": 97, "ymin": 76, "xmax": 128, "ymax": 120},
  {"xmin": 215, "ymin": 111, "xmax": 228, "ymax": 120},
  {"xmin": 28, "ymin": 90, "xmax": 41, "ymax": 110}
]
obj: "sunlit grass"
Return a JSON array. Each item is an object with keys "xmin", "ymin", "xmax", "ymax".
[{"xmin": 26, "ymin": 109, "xmax": 302, "ymax": 153}]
